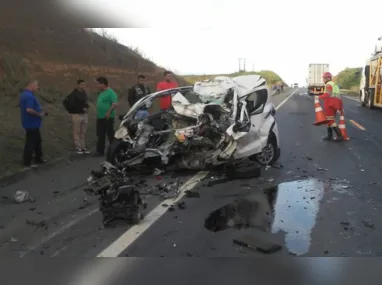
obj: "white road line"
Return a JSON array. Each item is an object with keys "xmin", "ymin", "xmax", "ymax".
[
  {"xmin": 276, "ymin": 88, "xmax": 299, "ymax": 110},
  {"xmin": 96, "ymin": 88, "xmax": 297, "ymax": 257}
]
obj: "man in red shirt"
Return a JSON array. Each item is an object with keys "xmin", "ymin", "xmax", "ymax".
[{"xmin": 156, "ymin": 71, "xmax": 179, "ymax": 110}]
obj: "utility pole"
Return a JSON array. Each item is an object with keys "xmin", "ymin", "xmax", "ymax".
[
  {"xmin": 238, "ymin": 58, "xmax": 243, "ymax": 72},
  {"xmin": 238, "ymin": 58, "xmax": 246, "ymax": 72}
]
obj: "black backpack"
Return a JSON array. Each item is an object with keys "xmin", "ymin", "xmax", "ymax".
[{"xmin": 63, "ymin": 92, "xmax": 76, "ymax": 114}]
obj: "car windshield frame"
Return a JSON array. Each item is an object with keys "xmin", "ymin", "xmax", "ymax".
[{"xmin": 123, "ymin": 86, "xmax": 194, "ymax": 119}]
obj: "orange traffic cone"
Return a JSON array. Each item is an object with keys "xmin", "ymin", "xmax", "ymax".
[
  {"xmin": 313, "ymin": 96, "xmax": 331, "ymax": 126},
  {"xmin": 338, "ymin": 110, "xmax": 350, "ymax": 141}
]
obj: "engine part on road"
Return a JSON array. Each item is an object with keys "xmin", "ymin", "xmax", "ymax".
[
  {"xmin": 84, "ymin": 162, "xmax": 146, "ymax": 227},
  {"xmin": 100, "ymin": 184, "xmax": 144, "ymax": 227}
]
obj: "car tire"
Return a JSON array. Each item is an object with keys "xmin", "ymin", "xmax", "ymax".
[
  {"xmin": 106, "ymin": 139, "xmax": 132, "ymax": 166},
  {"xmin": 252, "ymin": 132, "xmax": 280, "ymax": 166}
]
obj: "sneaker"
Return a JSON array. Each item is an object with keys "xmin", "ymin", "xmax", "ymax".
[
  {"xmin": 76, "ymin": 149, "xmax": 84, "ymax": 154},
  {"xmin": 82, "ymin": 148, "xmax": 90, "ymax": 154}
]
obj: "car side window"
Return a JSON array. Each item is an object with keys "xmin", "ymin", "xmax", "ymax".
[{"xmin": 246, "ymin": 89, "xmax": 268, "ymax": 113}]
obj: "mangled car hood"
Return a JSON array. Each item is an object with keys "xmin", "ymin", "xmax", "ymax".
[
  {"xmin": 116, "ymin": 74, "xmax": 274, "ymax": 170},
  {"xmin": 193, "ymin": 75, "xmax": 269, "ymax": 102},
  {"xmin": 174, "ymin": 74, "xmax": 269, "ymax": 119},
  {"xmin": 122, "ymin": 75, "xmax": 270, "ymax": 122}
]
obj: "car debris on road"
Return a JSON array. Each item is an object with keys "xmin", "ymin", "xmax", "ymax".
[
  {"xmin": 84, "ymin": 162, "xmax": 146, "ymax": 227},
  {"xmin": 13, "ymin": 190, "xmax": 35, "ymax": 203},
  {"xmin": 83, "ymin": 75, "xmax": 283, "ymax": 227}
]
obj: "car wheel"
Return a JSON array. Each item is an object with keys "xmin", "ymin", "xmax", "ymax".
[
  {"xmin": 253, "ymin": 133, "xmax": 280, "ymax": 166},
  {"xmin": 106, "ymin": 139, "xmax": 132, "ymax": 166}
]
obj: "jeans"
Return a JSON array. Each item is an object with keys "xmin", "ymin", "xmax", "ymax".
[
  {"xmin": 72, "ymin": 114, "xmax": 88, "ymax": 149},
  {"xmin": 23, "ymin": 128, "xmax": 43, "ymax": 166},
  {"xmin": 134, "ymin": 109, "xmax": 150, "ymax": 120},
  {"xmin": 96, "ymin": 118, "xmax": 115, "ymax": 154}
]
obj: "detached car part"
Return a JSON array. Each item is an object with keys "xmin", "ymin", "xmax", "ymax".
[{"xmin": 85, "ymin": 162, "xmax": 146, "ymax": 227}]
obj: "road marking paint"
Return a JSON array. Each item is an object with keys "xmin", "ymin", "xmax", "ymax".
[
  {"xmin": 97, "ymin": 89, "xmax": 296, "ymax": 257},
  {"xmin": 349, "ymin": 119, "xmax": 367, "ymax": 131},
  {"xmin": 97, "ymin": 171, "xmax": 209, "ymax": 257},
  {"xmin": 50, "ymin": 244, "xmax": 68, "ymax": 257},
  {"xmin": 275, "ymin": 88, "xmax": 299, "ymax": 111},
  {"xmin": 20, "ymin": 207, "xmax": 99, "ymax": 257}
]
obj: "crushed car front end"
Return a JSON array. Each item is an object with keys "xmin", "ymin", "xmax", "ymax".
[{"xmin": 107, "ymin": 75, "xmax": 281, "ymax": 171}]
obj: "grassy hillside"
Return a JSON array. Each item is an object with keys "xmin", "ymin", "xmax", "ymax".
[
  {"xmin": 0, "ymin": 28, "xmax": 189, "ymax": 176},
  {"xmin": 333, "ymin": 67, "xmax": 362, "ymax": 94},
  {"xmin": 183, "ymin": 70, "xmax": 286, "ymax": 86}
]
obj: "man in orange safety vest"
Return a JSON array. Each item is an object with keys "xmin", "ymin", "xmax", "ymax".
[{"xmin": 319, "ymin": 72, "xmax": 343, "ymax": 142}]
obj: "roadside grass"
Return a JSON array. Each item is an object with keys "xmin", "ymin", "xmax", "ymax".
[{"xmin": 0, "ymin": 28, "xmax": 190, "ymax": 178}]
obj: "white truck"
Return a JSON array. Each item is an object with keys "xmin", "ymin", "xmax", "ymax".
[{"xmin": 307, "ymin": 63, "xmax": 329, "ymax": 95}]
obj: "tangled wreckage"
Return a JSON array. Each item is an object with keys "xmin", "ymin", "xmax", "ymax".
[
  {"xmin": 107, "ymin": 74, "xmax": 281, "ymax": 172},
  {"xmin": 86, "ymin": 75, "xmax": 281, "ymax": 226}
]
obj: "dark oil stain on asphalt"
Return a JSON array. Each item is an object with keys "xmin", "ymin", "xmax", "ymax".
[{"xmin": 204, "ymin": 178, "xmax": 349, "ymax": 256}]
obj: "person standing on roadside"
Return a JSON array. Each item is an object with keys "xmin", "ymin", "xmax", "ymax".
[
  {"xmin": 128, "ymin": 74, "xmax": 151, "ymax": 119},
  {"xmin": 156, "ymin": 71, "xmax": 178, "ymax": 111},
  {"xmin": 19, "ymin": 80, "xmax": 47, "ymax": 168},
  {"xmin": 66, "ymin": 79, "xmax": 90, "ymax": 154},
  {"xmin": 94, "ymin": 77, "xmax": 119, "ymax": 156}
]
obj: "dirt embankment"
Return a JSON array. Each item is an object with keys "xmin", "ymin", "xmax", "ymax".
[{"xmin": 0, "ymin": 28, "xmax": 189, "ymax": 176}]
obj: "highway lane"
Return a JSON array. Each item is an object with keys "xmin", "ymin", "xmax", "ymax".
[
  {"xmin": 0, "ymin": 88, "xmax": 294, "ymax": 257},
  {"xmin": 119, "ymin": 89, "xmax": 382, "ymax": 257}
]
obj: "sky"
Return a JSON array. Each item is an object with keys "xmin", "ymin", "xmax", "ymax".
[{"xmin": 66, "ymin": 0, "xmax": 382, "ymax": 85}]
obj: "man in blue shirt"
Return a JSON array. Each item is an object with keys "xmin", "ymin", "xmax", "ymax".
[{"xmin": 19, "ymin": 80, "xmax": 47, "ymax": 167}]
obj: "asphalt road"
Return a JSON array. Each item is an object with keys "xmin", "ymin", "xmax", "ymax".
[{"xmin": 2, "ymin": 87, "xmax": 382, "ymax": 259}]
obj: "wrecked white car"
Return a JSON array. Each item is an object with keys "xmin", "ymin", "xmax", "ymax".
[{"xmin": 106, "ymin": 75, "xmax": 280, "ymax": 171}]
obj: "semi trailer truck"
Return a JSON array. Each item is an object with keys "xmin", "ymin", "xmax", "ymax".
[{"xmin": 307, "ymin": 63, "xmax": 329, "ymax": 95}]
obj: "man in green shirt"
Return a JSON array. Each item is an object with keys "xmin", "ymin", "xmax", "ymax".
[{"xmin": 94, "ymin": 77, "xmax": 119, "ymax": 156}]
